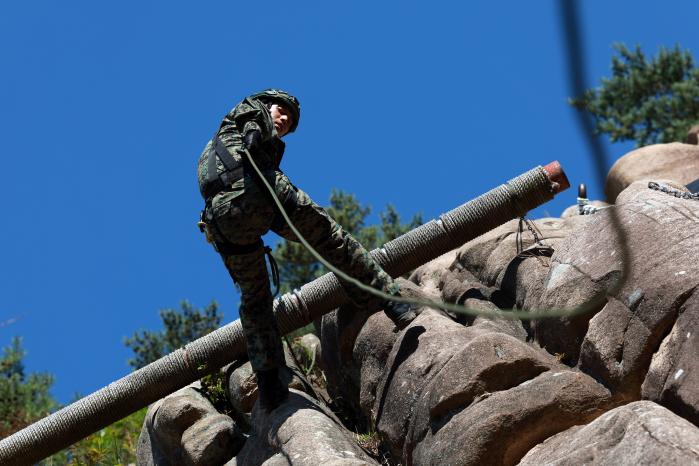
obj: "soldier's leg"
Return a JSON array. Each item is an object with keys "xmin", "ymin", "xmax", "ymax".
[
  {"xmin": 271, "ymin": 172, "xmax": 402, "ymax": 312},
  {"xmin": 207, "ymin": 187, "xmax": 283, "ymax": 372},
  {"xmin": 221, "ymin": 247, "xmax": 289, "ymax": 411},
  {"xmin": 208, "ymin": 186, "xmax": 290, "ymax": 411},
  {"xmin": 222, "ymin": 247, "xmax": 284, "ymax": 373}
]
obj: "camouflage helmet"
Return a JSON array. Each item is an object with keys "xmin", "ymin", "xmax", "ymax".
[{"xmin": 250, "ymin": 89, "xmax": 301, "ymax": 133}]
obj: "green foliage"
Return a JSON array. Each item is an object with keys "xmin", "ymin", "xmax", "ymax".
[
  {"xmin": 200, "ymin": 370, "xmax": 231, "ymax": 416},
  {"xmin": 571, "ymin": 44, "xmax": 699, "ymax": 147},
  {"xmin": 354, "ymin": 426, "xmax": 380, "ymax": 459},
  {"xmin": 273, "ymin": 189, "xmax": 422, "ymax": 295},
  {"xmin": 0, "ymin": 337, "xmax": 146, "ymax": 464},
  {"xmin": 124, "ymin": 300, "xmax": 222, "ymax": 369},
  {"xmin": 0, "ymin": 337, "xmax": 57, "ymax": 439},
  {"xmin": 42, "ymin": 408, "xmax": 147, "ymax": 465},
  {"xmin": 34, "ymin": 301, "xmax": 225, "ymax": 464}
]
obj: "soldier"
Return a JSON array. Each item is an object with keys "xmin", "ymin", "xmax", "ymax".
[{"xmin": 197, "ymin": 89, "xmax": 416, "ymax": 412}]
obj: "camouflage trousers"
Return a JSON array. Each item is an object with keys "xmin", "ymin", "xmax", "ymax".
[{"xmin": 208, "ymin": 171, "xmax": 401, "ymax": 372}]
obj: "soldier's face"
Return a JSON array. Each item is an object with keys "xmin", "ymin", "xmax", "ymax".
[{"xmin": 270, "ymin": 103, "xmax": 293, "ymax": 137}]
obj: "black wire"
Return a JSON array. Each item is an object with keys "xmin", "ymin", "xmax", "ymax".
[
  {"xmin": 557, "ymin": 0, "xmax": 611, "ymax": 184},
  {"xmin": 556, "ymin": 0, "xmax": 631, "ymax": 308}
]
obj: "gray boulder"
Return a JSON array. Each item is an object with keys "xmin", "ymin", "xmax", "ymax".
[
  {"xmin": 605, "ymin": 142, "xmax": 699, "ymax": 202},
  {"xmin": 136, "ymin": 407, "xmax": 167, "ymax": 466},
  {"xmin": 319, "ymin": 278, "xmax": 423, "ymax": 425},
  {"xmin": 518, "ymin": 401, "xmax": 699, "ymax": 465},
  {"xmin": 439, "ymin": 266, "xmax": 513, "ymax": 316},
  {"xmin": 181, "ymin": 414, "xmax": 244, "ymax": 466},
  {"xmin": 374, "ymin": 309, "xmax": 613, "ymax": 465},
  {"xmin": 453, "ymin": 218, "xmax": 570, "ymax": 287},
  {"xmin": 137, "ymin": 384, "xmax": 244, "ymax": 466},
  {"xmin": 232, "ymin": 390, "xmax": 379, "ymax": 466},
  {"xmin": 453, "ymin": 218, "xmax": 522, "ymax": 287},
  {"xmin": 532, "ymin": 180, "xmax": 699, "ymax": 403},
  {"xmin": 409, "ymin": 250, "xmax": 460, "ymax": 299},
  {"xmin": 296, "ymin": 333, "xmax": 321, "ymax": 370},
  {"xmin": 642, "ymin": 289, "xmax": 699, "ymax": 426},
  {"xmin": 414, "ymin": 370, "xmax": 613, "ymax": 466},
  {"xmin": 581, "ymin": 182, "xmax": 698, "ymax": 399},
  {"xmin": 319, "ymin": 302, "xmax": 374, "ymax": 425},
  {"xmin": 353, "ymin": 310, "xmax": 402, "ymax": 420},
  {"xmin": 439, "ymin": 273, "xmax": 527, "ymax": 338},
  {"xmin": 468, "ymin": 310, "xmax": 528, "ymax": 341},
  {"xmin": 453, "ymin": 217, "xmax": 578, "ymax": 312}
]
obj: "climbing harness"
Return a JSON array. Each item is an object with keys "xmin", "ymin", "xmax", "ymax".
[
  {"xmin": 199, "ymin": 135, "xmax": 281, "ymax": 296},
  {"xmin": 648, "ymin": 181, "xmax": 699, "ymax": 201},
  {"xmin": 200, "ymin": 212, "xmax": 281, "ymax": 296}
]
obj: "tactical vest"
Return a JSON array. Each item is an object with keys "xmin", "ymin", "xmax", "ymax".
[
  {"xmin": 202, "ymin": 134, "xmax": 284, "ymax": 201},
  {"xmin": 202, "ymin": 136, "xmax": 246, "ymax": 201}
]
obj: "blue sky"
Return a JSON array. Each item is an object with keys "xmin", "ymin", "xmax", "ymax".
[{"xmin": 2, "ymin": 1, "xmax": 698, "ymax": 404}]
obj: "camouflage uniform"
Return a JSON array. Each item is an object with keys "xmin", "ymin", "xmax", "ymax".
[{"xmin": 198, "ymin": 93, "xmax": 401, "ymax": 373}]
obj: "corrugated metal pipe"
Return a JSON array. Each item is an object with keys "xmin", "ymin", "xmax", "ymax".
[{"xmin": 0, "ymin": 162, "xmax": 569, "ymax": 465}]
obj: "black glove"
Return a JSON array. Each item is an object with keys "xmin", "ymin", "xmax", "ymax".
[
  {"xmin": 383, "ymin": 300, "xmax": 417, "ymax": 329},
  {"xmin": 244, "ymin": 129, "xmax": 262, "ymax": 153}
]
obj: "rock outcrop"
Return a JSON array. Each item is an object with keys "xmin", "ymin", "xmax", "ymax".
[
  {"xmin": 138, "ymin": 384, "xmax": 245, "ymax": 466},
  {"xmin": 138, "ymin": 141, "xmax": 699, "ymax": 465},
  {"xmin": 519, "ymin": 401, "xmax": 699, "ymax": 465},
  {"xmin": 538, "ymin": 180, "xmax": 699, "ymax": 402},
  {"xmin": 642, "ymin": 289, "xmax": 699, "ymax": 426},
  {"xmin": 605, "ymin": 142, "xmax": 699, "ymax": 202},
  {"xmin": 230, "ymin": 391, "xmax": 378, "ymax": 466},
  {"xmin": 374, "ymin": 309, "xmax": 613, "ymax": 466}
]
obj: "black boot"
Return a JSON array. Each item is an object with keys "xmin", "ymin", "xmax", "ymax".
[
  {"xmin": 256, "ymin": 368, "xmax": 289, "ymax": 412},
  {"xmin": 383, "ymin": 300, "xmax": 417, "ymax": 329}
]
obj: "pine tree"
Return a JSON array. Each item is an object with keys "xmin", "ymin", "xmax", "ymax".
[
  {"xmin": 124, "ymin": 300, "xmax": 222, "ymax": 369},
  {"xmin": 0, "ymin": 337, "xmax": 56, "ymax": 438},
  {"xmin": 571, "ymin": 44, "xmax": 699, "ymax": 146}
]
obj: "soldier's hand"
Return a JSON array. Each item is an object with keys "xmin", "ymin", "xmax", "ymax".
[{"xmin": 244, "ymin": 129, "xmax": 262, "ymax": 153}]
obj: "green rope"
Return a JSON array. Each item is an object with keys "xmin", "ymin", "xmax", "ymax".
[{"xmin": 242, "ymin": 148, "xmax": 606, "ymax": 321}]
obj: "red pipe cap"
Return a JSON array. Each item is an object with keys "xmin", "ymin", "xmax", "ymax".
[{"xmin": 542, "ymin": 161, "xmax": 570, "ymax": 193}]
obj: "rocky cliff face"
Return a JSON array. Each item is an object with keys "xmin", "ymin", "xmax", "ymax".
[{"xmin": 137, "ymin": 142, "xmax": 699, "ymax": 465}]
